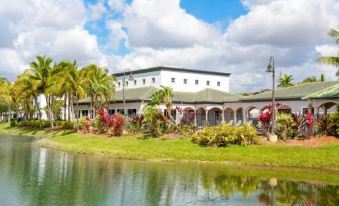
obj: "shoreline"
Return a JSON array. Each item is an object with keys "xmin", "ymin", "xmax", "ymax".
[{"xmin": 1, "ymin": 122, "xmax": 339, "ymax": 172}]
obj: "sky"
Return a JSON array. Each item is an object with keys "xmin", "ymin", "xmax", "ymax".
[{"xmin": 0, "ymin": 0, "xmax": 338, "ymax": 92}]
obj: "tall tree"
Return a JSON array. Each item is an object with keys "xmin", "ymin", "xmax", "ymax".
[
  {"xmin": 29, "ymin": 56, "xmax": 55, "ymax": 129},
  {"xmin": 0, "ymin": 77, "xmax": 12, "ymax": 123},
  {"xmin": 318, "ymin": 28, "xmax": 338, "ymax": 76},
  {"xmin": 278, "ymin": 74, "xmax": 294, "ymax": 88}
]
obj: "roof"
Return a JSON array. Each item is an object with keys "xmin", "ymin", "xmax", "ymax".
[
  {"xmin": 240, "ymin": 81, "xmax": 339, "ymax": 102},
  {"xmin": 78, "ymin": 87, "xmax": 240, "ymax": 104},
  {"xmin": 113, "ymin": 66, "xmax": 230, "ymax": 77},
  {"xmin": 302, "ymin": 83, "xmax": 339, "ymax": 99}
]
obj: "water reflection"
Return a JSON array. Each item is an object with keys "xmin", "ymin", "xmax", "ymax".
[{"xmin": 0, "ymin": 135, "xmax": 338, "ymax": 206}]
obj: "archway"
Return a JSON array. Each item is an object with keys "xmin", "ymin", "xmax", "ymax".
[
  {"xmin": 224, "ymin": 108, "xmax": 234, "ymax": 124},
  {"xmin": 246, "ymin": 106, "xmax": 259, "ymax": 126},
  {"xmin": 318, "ymin": 101, "xmax": 338, "ymax": 115},
  {"xmin": 208, "ymin": 107, "xmax": 222, "ymax": 126},
  {"xmin": 236, "ymin": 107, "xmax": 243, "ymax": 125},
  {"xmin": 278, "ymin": 104, "xmax": 291, "ymax": 114},
  {"xmin": 181, "ymin": 107, "xmax": 195, "ymax": 125},
  {"xmin": 196, "ymin": 107, "xmax": 206, "ymax": 126}
]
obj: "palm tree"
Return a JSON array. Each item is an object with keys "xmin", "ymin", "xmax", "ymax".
[
  {"xmin": 278, "ymin": 74, "xmax": 294, "ymax": 88},
  {"xmin": 318, "ymin": 28, "xmax": 338, "ymax": 77},
  {"xmin": 54, "ymin": 61, "xmax": 85, "ymax": 131},
  {"xmin": 81, "ymin": 64, "xmax": 115, "ymax": 117},
  {"xmin": 29, "ymin": 55, "xmax": 55, "ymax": 129},
  {"xmin": 149, "ymin": 86, "xmax": 175, "ymax": 121}
]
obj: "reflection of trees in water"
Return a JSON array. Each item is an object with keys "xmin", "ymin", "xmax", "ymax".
[{"xmin": 1, "ymin": 136, "xmax": 338, "ymax": 206}]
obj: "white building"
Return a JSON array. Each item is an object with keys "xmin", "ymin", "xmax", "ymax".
[
  {"xmin": 114, "ymin": 66, "xmax": 230, "ymax": 93},
  {"xmin": 76, "ymin": 66, "xmax": 339, "ymax": 127}
]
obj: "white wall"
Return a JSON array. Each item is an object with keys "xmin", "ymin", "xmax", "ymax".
[
  {"xmin": 115, "ymin": 71, "xmax": 161, "ymax": 90},
  {"xmin": 160, "ymin": 70, "xmax": 229, "ymax": 92},
  {"xmin": 115, "ymin": 70, "xmax": 230, "ymax": 93}
]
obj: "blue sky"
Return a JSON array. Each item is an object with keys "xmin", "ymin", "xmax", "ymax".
[
  {"xmin": 0, "ymin": 0, "xmax": 337, "ymax": 92},
  {"xmin": 84, "ymin": 0, "xmax": 248, "ymax": 56}
]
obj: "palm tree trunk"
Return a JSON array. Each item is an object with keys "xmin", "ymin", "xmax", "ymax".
[
  {"xmin": 75, "ymin": 92, "xmax": 80, "ymax": 132},
  {"xmin": 7, "ymin": 104, "xmax": 11, "ymax": 124},
  {"xmin": 64, "ymin": 94, "xmax": 67, "ymax": 120},
  {"xmin": 68, "ymin": 93, "xmax": 71, "ymax": 121}
]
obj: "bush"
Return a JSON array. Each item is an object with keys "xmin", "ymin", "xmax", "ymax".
[
  {"xmin": 111, "ymin": 113, "xmax": 124, "ymax": 136},
  {"xmin": 17, "ymin": 120, "xmax": 50, "ymax": 128},
  {"xmin": 10, "ymin": 119, "xmax": 17, "ymax": 127},
  {"xmin": 192, "ymin": 124, "xmax": 259, "ymax": 147},
  {"xmin": 126, "ymin": 114, "xmax": 144, "ymax": 134},
  {"xmin": 235, "ymin": 124, "xmax": 260, "ymax": 146},
  {"xmin": 329, "ymin": 112, "xmax": 339, "ymax": 136},
  {"xmin": 275, "ymin": 113, "xmax": 293, "ymax": 140},
  {"xmin": 93, "ymin": 115, "xmax": 106, "ymax": 133}
]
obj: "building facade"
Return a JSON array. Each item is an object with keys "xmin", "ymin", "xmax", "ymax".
[{"xmin": 76, "ymin": 66, "xmax": 339, "ymax": 127}]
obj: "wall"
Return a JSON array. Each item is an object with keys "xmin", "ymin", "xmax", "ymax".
[{"xmin": 115, "ymin": 71, "xmax": 161, "ymax": 90}]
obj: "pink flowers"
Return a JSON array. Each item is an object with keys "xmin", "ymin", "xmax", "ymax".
[
  {"xmin": 305, "ymin": 112, "xmax": 314, "ymax": 128},
  {"xmin": 97, "ymin": 109, "xmax": 124, "ymax": 136},
  {"xmin": 259, "ymin": 111, "xmax": 272, "ymax": 122}
]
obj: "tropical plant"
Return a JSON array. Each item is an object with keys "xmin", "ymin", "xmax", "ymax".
[
  {"xmin": 318, "ymin": 28, "xmax": 339, "ymax": 67},
  {"xmin": 0, "ymin": 77, "xmax": 12, "ymax": 123},
  {"xmin": 275, "ymin": 113, "xmax": 293, "ymax": 140},
  {"xmin": 127, "ymin": 114, "xmax": 145, "ymax": 134},
  {"xmin": 304, "ymin": 112, "xmax": 314, "ymax": 138},
  {"xmin": 278, "ymin": 73, "xmax": 294, "ymax": 88},
  {"xmin": 111, "ymin": 113, "xmax": 124, "ymax": 136},
  {"xmin": 291, "ymin": 113, "xmax": 304, "ymax": 138}
]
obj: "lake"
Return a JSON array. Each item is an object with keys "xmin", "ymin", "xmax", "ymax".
[{"xmin": 0, "ymin": 135, "xmax": 338, "ymax": 206}]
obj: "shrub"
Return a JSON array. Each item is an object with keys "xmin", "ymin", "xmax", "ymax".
[
  {"xmin": 305, "ymin": 112, "xmax": 314, "ymax": 137},
  {"xmin": 62, "ymin": 121, "xmax": 74, "ymax": 130},
  {"xmin": 329, "ymin": 112, "xmax": 339, "ymax": 136},
  {"xmin": 111, "ymin": 113, "xmax": 124, "ymax": 136},
  {"xmin": 10, "ymin": 119, "xmax": 17, "ymax": 127},
  {"xmin": 93, "ymin": 115, "xmax": 106, "ymax": 133},
  {"xmin": 126, "ymin": 114, "xmax": 144, "ymax": 134},
  {"xmin": 291, "ymin": 113, "xmax": 304, "ymax": 138},
  {"xmin": 192, "ymin": 124, "xmax": 258, "ymax": 147},
  {"xmin": 17, "ymin": 120, "xmax": 50, "ymax": 128},
  {"xmin": 316, "ymin": 114, "xmax": 332, "ymax": 136},
  {"xmin": 235, "ymin": 124, "xmax": 259, "ymax": 146},
  {"xmin": 275, "ymin": 113, "xmax": 293, "ymax": 140}
]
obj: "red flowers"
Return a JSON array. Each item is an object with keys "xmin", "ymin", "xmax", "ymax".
[
  {"xmin": 97, "ymin": 109, "xmax": 124, "ymax": 136},
  {"xmin": 305, "ymin": 112, "xmax": 314, "ymax": 128},
  {"xmin": 259, "ymin": 111, "xmax": 272, "ymax": 122}
]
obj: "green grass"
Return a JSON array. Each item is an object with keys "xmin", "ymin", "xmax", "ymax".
[{"xmin": 1, "ymin": 122, "xmax": 338, "ymax": 171}]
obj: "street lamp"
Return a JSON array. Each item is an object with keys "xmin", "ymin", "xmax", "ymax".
[
  {"xmin": 122, "ymin": 69, "xmax": 134, "ymax": 121},
  {"xmin": 266, "ymin": 56, "xmax": 276, "ymax": 134}
]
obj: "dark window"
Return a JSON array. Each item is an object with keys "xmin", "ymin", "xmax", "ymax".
[
  {"xmin": 171, "ymin": 78, "xmax": 175, "ymax": 83},
  {"xmin": 195, "ymin": 80, "xmax": 199, "ymax": 85},
  {"xmin": 206, "ymin": 81, "xmax": 210, "ymax": 85},
  {"xmin": 143, "ymin": 79, "xmax": 146, "ymax": 84},
  {"xmin": 81, "ymin": 110, "xmax": 88, "ymax": 117},
  {"xmin": 184, "ymin": 79, "xmax": 187, "ymax": 84},
  {"xmin": 152, "ymin": 77, "xmax": 155, "ymax": 83},
  {"xmin": 134, "ymin": 80, "xmax": 137, "ymax": 85},
  {"xmin": 128, "ymin": 109, "xmax": 137, "ymax": 115},
  {"xmin": 109, "ymin": 109, "xmax": 115, "ymax": 115},
  {"xmin": 118, "ymin": 82, "xmax": 121, "ymax": 87},
  {"xmin": 217, "ymin": 81, "xmax": 220, "ymax": 86},
  {"xmin": 117, "ymin": 109, "xmax": 124, "ymax": 114}
]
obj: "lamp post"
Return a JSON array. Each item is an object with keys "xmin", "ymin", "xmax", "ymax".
[
  {"xmin": 122, "ymin": 69, "xmax": 134, "ymax": 121},
  {"xmin": 266, "ymin": 56, "xmax": 276, "ymax": 134}
]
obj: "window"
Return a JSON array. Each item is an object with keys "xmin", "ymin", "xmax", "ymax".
[
  {"xmin": 206, "ymin": 81, "xmax": 210, "ymax": 86},
  {"xmin": 183, "ymin": 79, "xmax": 187, "ymax": 84},
  {"xmin": 117, "ymin": 109, "xmax": 124, "ymax": 114},
  {"xmin": 217, "ymin": 81, "xmax": 220, "ymax": 86},
  {"xmin": 171, "ymin": 78, "xmax": 175, "ymax": 83},
  {"xmin": 128, "ymin": 109, "xmax": 137, "ymax": 115},
  {"xmin": 134, "ymin": 80, "xmax": 137, "ymax": 85},
  {"xmin": 143, "ymin": 79, "xmax": 146, "ymax": 84},
  {"xmin": 81, "ymin": 110, "xmax": 89, "ymax": 117},
  {"xmin": 152, "ymin": 77, "xmax": 155, "ymax": 83},
  {"xmin": 195, "ymin": 80, "xmax": 199, "ymax": 85},
  {"xmin": 118, "ymin": 82, "xmax": 121, "ymax": 87},
  {"xmin": 109, "ymin": 109, "xmax": 115, "ymax": 115}
]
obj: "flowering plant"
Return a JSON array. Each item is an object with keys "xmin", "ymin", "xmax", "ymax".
[{"xmin": 304, "ymin": 111, "xmax": 314, "ymax": 137}]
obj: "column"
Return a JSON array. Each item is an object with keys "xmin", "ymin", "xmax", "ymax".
[
  {"xmin": 242, "ymin": 109, "xmax": 246, "ymax": 123},
  {"xmin": 194, "ymin": 110, "xmax": 197, "ymax": 127},
  {"xmin": 221, "ymin": 109, "xmax": 225, "ymax": 124},
  {"xmin": 205, "ymin": 110, "xmax": 208, "ymax": 126},
  {"xmin": 315, "ymin": 107, "xmax": 319, "ymax": 116},
  {"xmin": 233, "ymin": 111, "xmax": 237, "ymax": 125}
]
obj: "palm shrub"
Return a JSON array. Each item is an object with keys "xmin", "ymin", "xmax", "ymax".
[
  {"xmin": 275, "ymin": 113, "xmax": 293, "ymax": 140},
  {"xmin": 127, "ymin": 114, "xmax": 144, "ymax": 134},
  {"xmin": 329, "ymin": 112, "xmax": 339, "ymax": 136},
  {"xmin": 291, "ymin": 113, "xmax": 304, "ymax": 138},
  {"xmin": 316, "ymin": 114, "xmax": 332, "ymax": 136}
]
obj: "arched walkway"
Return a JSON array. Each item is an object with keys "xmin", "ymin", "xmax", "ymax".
[
  {"xmin": 181, "ymin": 107, "xmax": 195, "ymax": 125},
  {"xmin": 208, "ymin": 107, "xmax": 222, "ymax": 126},
  {"xmin": 317, "ymin": 101, "xmax": 338, "ymax": 115},
  {"xmin": 224, "ymin": 108, "xmax": 234, "ymax": 124},
  {"xmin": 236, "ymin": 108, "xmax": 243, "ymax": 125},
  {"xmin": 246, "ymin": 106, "xmax": 259, "ymax": 126},
  {"xmin": 278, "ymin": 104, "xmax": 291, "ymax": 114},
  {"xmin": 196, "ymin": 107, "xmax": 206, "ymax": 126}
]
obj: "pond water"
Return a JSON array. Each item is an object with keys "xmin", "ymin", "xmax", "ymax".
[{"xmin": 0, "ymin": 135, "xmax": 338, "ymax": 206}]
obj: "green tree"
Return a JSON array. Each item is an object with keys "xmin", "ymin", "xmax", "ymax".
[
  {"xmin": 278, "ymin": 73, "xmax": 294, "ymax": 87},
  {"xmin": 0, "ymin": 77, "xmax": 12, "ymax": 122},
  {"xmin": 302, "ymin": 76, "xmax": 317, "ymax": 83},
  {"xmin": 318, "ymin": 28, "xmax": 338, "ymax": 78},
  {"xmin": 29, "ymin": 55, "xmax": 56, "ymax": 129},
  {"xmin": 319, "ymin": 73, "xmax": 326, "ymax": 82}
]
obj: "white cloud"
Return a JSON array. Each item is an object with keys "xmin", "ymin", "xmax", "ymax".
[
  {"xmin": 108, "ymin": 0, "xmax": 126, "ymax": 13},
  {"xmin": 87, "ymin": 0, "xmax": 107, "ymax": 21},
  {"xmin": 122, "ymin": 0, "xmax": 220, "ymax": 48}
]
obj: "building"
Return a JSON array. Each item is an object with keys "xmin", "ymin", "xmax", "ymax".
[{"xmin": 76, "ymin": 66, "xmax": 339, "ymax": 127}]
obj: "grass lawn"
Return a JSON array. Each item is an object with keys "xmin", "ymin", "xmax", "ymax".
[{"xmin": 0, "ymin": 122, "xmax": 338, "ymax": 171}]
